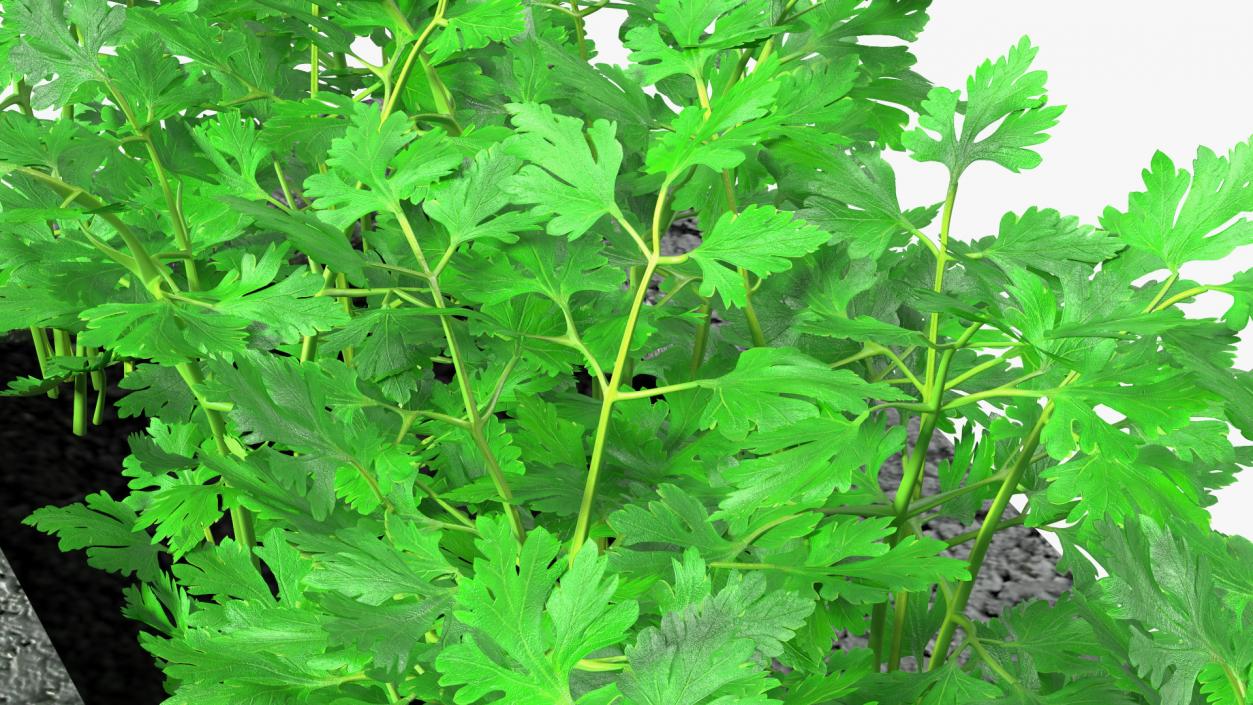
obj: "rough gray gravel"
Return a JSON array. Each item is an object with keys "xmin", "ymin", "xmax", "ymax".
[
  {"xmin": 882, "ymin": 414, "xmax": 1071, "ymax": 620},
  {"xmin": 0, "ymin": 549, "xmax": 82, "ymax": 705},
  {"xmin": 838, "ymin": 413, "xmax": 1072, "ymax": 669}
]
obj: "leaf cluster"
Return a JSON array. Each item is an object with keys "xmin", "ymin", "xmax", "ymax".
[{"xmin": 3, "ymin": 1, "xmax": 1250, "ymax": 704}]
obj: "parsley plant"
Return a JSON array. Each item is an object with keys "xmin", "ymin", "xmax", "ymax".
[{"xmin": 2, "ymin": 1, "xmax": 1251, "ymax": 704}]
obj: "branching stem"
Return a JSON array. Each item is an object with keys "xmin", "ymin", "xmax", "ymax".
[
  {"xmin": 393, "ymin": 206, "xmax": 525, "ymax": 541},
  {"xmin": 570, "ymin": 179, "xmax": 674, "ymax": 564}
]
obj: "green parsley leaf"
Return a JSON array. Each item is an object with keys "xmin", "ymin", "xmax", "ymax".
[
  {"xmin": 609, "ymin": 484, "xmax": 736, "ymax": 561},
  {"xmin": 191, "ymin": 113, "xmax": 273, "ymax": 199},
  {"xmin": 968, "ymin": 207, "xmax": 1125, "ymax": 276},
  {"xmin": 79, "ymin": 300, "xmax": 252, "ymax": 365},
  {"xmin": 304, "ymin": 102, "xmax": 460, "ymax": 227},
  {"xmin": 23, "ymin": 490, "xmax": 162, "ymax": 581},
  {"xmin": 1100, "ymin": 139, "xmax": 1253, "ymax": 271},
  {"xmin": 8, "ymin": 0, "xmax": 124, "ymax": 109},
  {"xmin": 699, "ymin": 347, "xmax": 908, "ymax": 439},
  {"xmin": 425, "ymin": 145, "xmax": 541, "ymax": 247},
  {"xmin": 428, "ymin": 0, "xmax": 526, "ymax": 65},
  {"xmin": 206, "ymin": 354, "xmax": 384, "ymax": 520},
  {"xmin": 296, "ymin": 521, "xmax": 455, "ymax": 605},
  {"xmin": 502, "ymin": 102, "xmax": 625, "ymax": 240},
  {"xmin": 795, "ymin": 147, "xmax": 937, "ymax": 260},
  {"xmin": 173, "ymin": 538, "xmax": 275, "ymax": 603},
  {"xmin": 921, "ymin": 663, "xmax": 1002, "ymax": 704},
  {"xmin": 903, "ymin": 36, "xmax": 1064, "ymax": 178},
  {"xmin": 645, "ymin": 57, "xmax": 781, "ymax": 176},
  {"xmin": 436, "ymin": 515, "xmax": 639, "ymax": 704},
  {"xmin": 1094, "ymin": 516, "xmax": 1253, "ymax": 705},
  {"xmin": 690, "ymin": 205, "xmax": 830, "ymax": 309},
  {"xmin": 620, "ymin": 549, "xmax": 813, "ymax": 705}
]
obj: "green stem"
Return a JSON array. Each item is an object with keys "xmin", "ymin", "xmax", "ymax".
[
  {"xmin": 942, "ymin": 349, "xmax": 1015, "ymax": 391},
  {"xmin": 870, "ymin": 344, "xmax": 924, "ymax": 393},
  {"xmin": 949, "ymin": 614, "xmax": 1022, "ymax": 690},
  {"xmin": 1153, "ymin": 285, "xmax": 1211, "ymax": 312},
  {"xmin": 570, "ymin": 180, "xmax": 672, "ymax": 564},
  {"xmin": 413, "ymin": 476, "xmax": 476, "ymax": 529},
  {"xmin": 51, "ymin": 123, "xmax": 262, "ymax": 552},
  {"xmin": 1220, "ymin": 662, "xmax": 1248, "ymax": 705},
  {"xmin": 880, "ymin": 180, "xmax": 960, "ymax": 669},
  {"xmin": 380, "ymin": 0, "xmax": 449, "ymax": 123},
  {"xmin": 892, "ymin": 407, "xmax": 942, "ymax": 516},
  {"xmin": 817, "ymin": 504, "xmax": 896, "ymax": 517},
  {"xmin": 615, "ymin": 379, "xmax": 707, "ymax": 401},
  {"xmin": 725, "ymin": 512, "xmax": 801, "ymax": 558},
  {"xmin": 717, "ymin": 170, "xmax": 766, "ymax": 348},
  {"xmin": 86, "ymin": 345, "xmax": 106, "ymax": 425},
  {"xmin": 923, "ymin": 180, "xmax": 958, "ymax": 391},
  {"xmin": 175, "ymin": 362, "xmax": 257, "ymax": 557},
  {"xmin": 70, "ymin": 333, "xmax": 87, "ymax": 437},
  {"xmin": 881, "ymin": 374, "xmax": 946, "ymax": 671},
  {"xmin": 690, "ymin": 299, "xmax": 712, "ymax": 376},
  {"xmin": 611, "ymin": 210, "xmax": 651, "ymax": 259},
  {"xmin": 300, "ymin": 333, "xmax": 319, "ymax": 362},
  {"xmin": 941, "ymin": 387, "xmax": 1045, "ymax": 412},
  {"xmin": 15, "ymin": 169, "xmax": 167, "ymax": 289},
  {"xmin": 570, "ymin": 258, "xmax": 657, "ymax": 563},
  {"xmin": 887, "ymin": 590, "xmax": 909, "ymax": 671},
  {"xmin": 393, "ymin": 207, "xmax": 524, "ymax": 540},
  {"xmin": 420, "ymin": 55, "xmax": 460, "ymax": 134},
  {"xmin": 569, "ymin": 0, "xmax": 589, "ymax": 60},
  {"xmin": 52, "ymin": 327, "xmax": 66, "ymax": 358},
  {"xmin": 575, "ymin": 656, "xmax": 628, "ymax": 672},
  {"xmin": 1144, "ymin": 272, "xmax": 1179, "ymax": 311},
  {"xmin": 944, "ymin": 515, "xmax": 1027, "ymax": 546},
  {"xmin": 902, "ymin": 222, "xmax": 942, "ymax": 259},
  {"xmin": 869, "ymin": 603, "xmax": 888, "ymax": 669},
  {"xmin": 478, "ymin": 348, "xmax": 521, "ymax": 418},
  {"xmin": 139, "ymin": 137, "xmax": 199, "ymax": 289},
  {"xmin": 741, "ymin": 268, "xmax": 766, "ymax": 347},
  {"xmin": 887, "ymin": 325, "xmax": 979, "ymax": 529},
  {"xmin": 832, "ymin": 346, "xmax": 879, "ymax": 369},
  {"xmin": 29, "ymin": 327, "xmax": 57, "ymax": 399},
  {"xmin": 928, "ymin": 274, "xmax": 1179, "ymax": 668},
  {"xmin": 655, "ymin": 253, "xmax": 688, "ymax": 266},
  {"xmin": 622, "ymin": 265, "xmax": 645, "ymax": 385},
  {"xmin": 310, "ymin": 4, "xmax": 321, "ymax": 97},
  {"xmin": 928, "ymin": 405, "xmax": 1051, "ymax": 670},
  {"xmin": 904, "ymin": 469, "xmax": 1009, "ymax": 519},
  {"xmin": 273, "ymin": 160, "xmax": 300, "ymax": 214},
  {"xmin": 352, "ymin": 459, "xmax": 394, "ymax": 512}
]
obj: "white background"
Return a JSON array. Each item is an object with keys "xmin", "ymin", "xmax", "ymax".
[{"xmin": 584, "ymin": 3, "xmax": 1253, "ymax": 539}]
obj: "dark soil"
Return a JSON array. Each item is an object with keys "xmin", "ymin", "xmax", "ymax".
[{"xmin": 0, "ymin": 333, "xmax": 165, "ymax": 705}]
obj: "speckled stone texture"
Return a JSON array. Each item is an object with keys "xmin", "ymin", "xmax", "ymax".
[
  {"xmin": 0, "ymin": 549, "xmax": 82, "ymax": 705},
  {"xmin": 880, "ymin": 414, "xmax": 1072, "ymax": 619},
  {"xmin": 838, "ymin": 413, "xmax": 1072, "ymax": 670}
]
